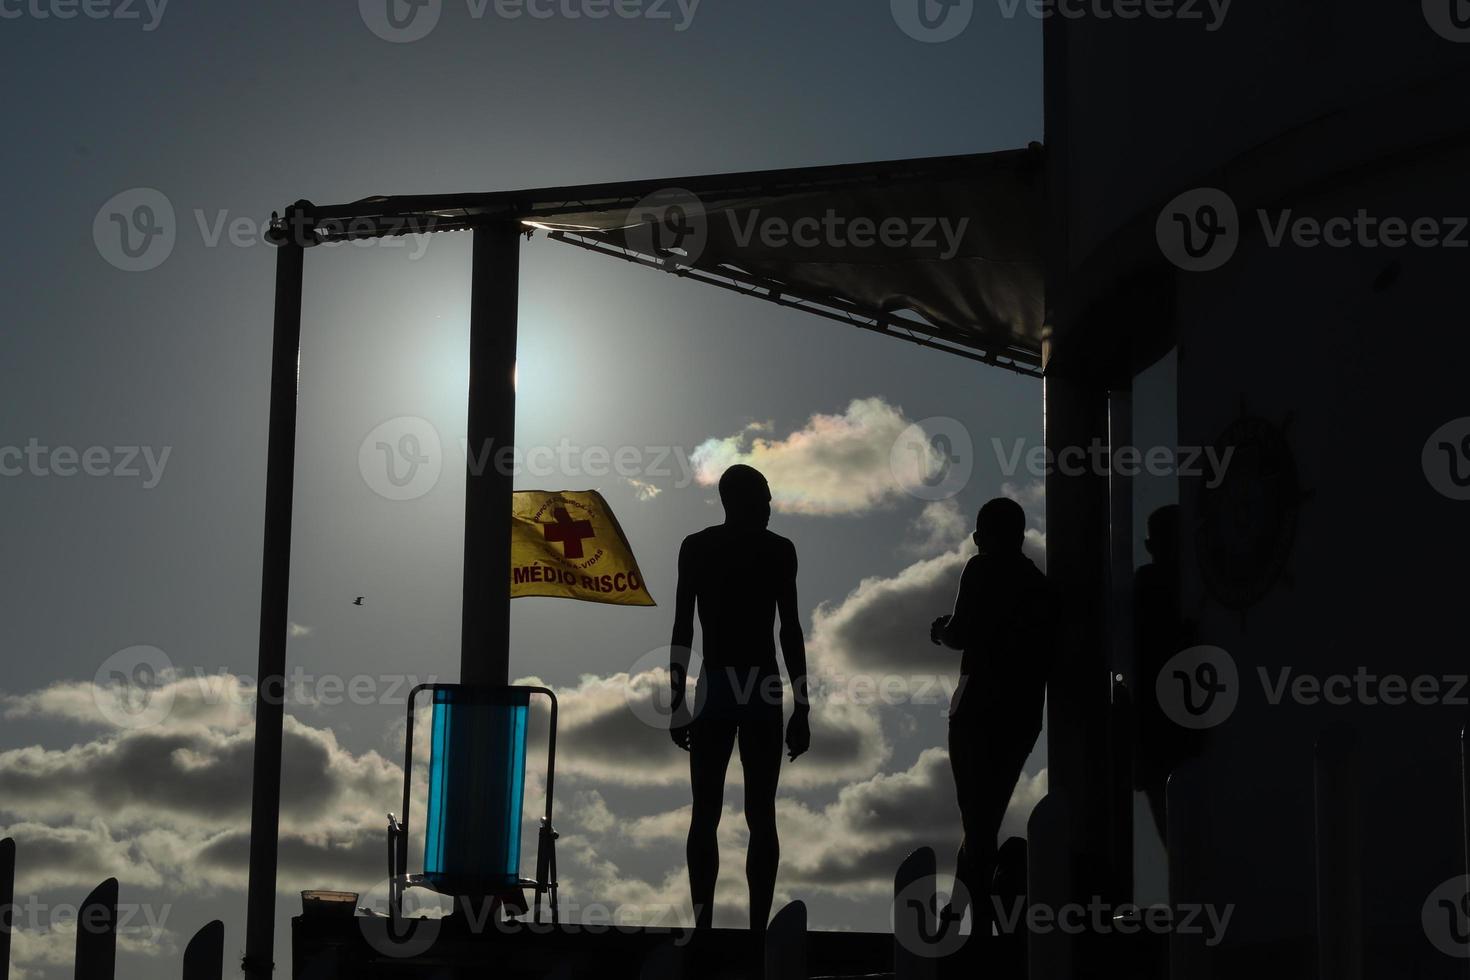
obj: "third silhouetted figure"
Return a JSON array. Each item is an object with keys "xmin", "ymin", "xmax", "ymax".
[{"xmin": 1133, "ymin": 503, "xmax": 1196, "ymax": 843}]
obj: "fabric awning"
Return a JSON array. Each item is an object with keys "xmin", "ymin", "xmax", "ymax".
[{"xmin": 290, "ymin": 147, "xmax": 1046, "ymax": 374}]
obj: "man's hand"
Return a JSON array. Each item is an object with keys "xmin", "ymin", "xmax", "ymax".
[
  {"xmin": 785, "ymin": 708, "xmax": 810, "ymax": 761},
  {"xmin": 930, "ymin": 615, "xmax": 952, "ymax": 646},
  {"xmin": 670, "ymin": 701, "xmax": 693, "ymax": 752}
]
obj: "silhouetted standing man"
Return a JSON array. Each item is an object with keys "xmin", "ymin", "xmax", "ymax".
[
  {"xmin": 1133, "ymin": 504, "xmax": 1195, "ymax": 842},
  {"xmin": 930, "ymin": 497, "xmax": 1052, "ymax": 938},
  {"xmin": 670, "ymin": 464, "xmax": 810, "ymax": 938}
]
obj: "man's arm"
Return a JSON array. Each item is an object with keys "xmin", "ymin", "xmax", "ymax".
[
  {"xmin": 776, "ymin": 539, "xmax": 811, "ymax": 760},
  {"xmin": 669, "ymin": 537, "xmax": 697, "ymax": 750},
  {"xmin": 931, "ymin": 557, "xmax": 979, "ymax": 650}
]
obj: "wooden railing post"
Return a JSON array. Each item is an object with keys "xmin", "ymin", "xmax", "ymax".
[
  {"xmin": 182, "ymin": 920, "xmax": 223, "ymax": 980},
  {"xmin": 0, "ymin": 838, "xmax": 13, "ymax": 980},
  {"xmin": 764, "ymin": 900, "xmax": 806, "ymax": 980},
  {"xmin": 892, "ymin": 846, "xmax": 938, "ymax": 980},
  {"xmin": 74, "ymin": 878, "xmax": 117, "ymax": 980}
]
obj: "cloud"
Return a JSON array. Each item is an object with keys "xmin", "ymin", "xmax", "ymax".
[
  {"xmin": 0, "ymin": 711, "xmax": 396, "ymax": 835},
  {"xmin": 809, "ymin": 483, "xmax": 1048, "ymax": 686},
  {"xmin": 810, "ymin": 547, "xmax": 972, "ymax": 681},
  {"xmin": 624, "ymin": 477, "xmax": 661, "ymax": 501},
  {"xmin": 5, "ymin": 672, "xmax": 255, "ymax": 734},
  {"xmin": 0, "ymin": 655, "xmax": 889, "ymax": 905},
  {"xmin": 0, "ymin": 820, "xmax": 165, "ymax": 893},
  {"xmin": 0, "ymin": 476, "xmax": 1054, "ymax": 956},
  {"xmin": 1001, "ymin": 480, "xmax": 1045, "ymax": 512},
  {"xmin": 0, "ymin": 667, "xmax": 886, "ymax": 893},
  {"xmin": 690, "ymin": 397, "xmax": 941, "ymax": 515},
  {"xmin": 551, "ymin": 749, "xmax": 1048, "ymax": 923},
  {"xmin": 905, "ymin": 499, "xmax": 970, "ymax": 557},
  {"xmin": 1002, "ymin": 480, "xmax": 1047, "ymax": 558},
  {"xmin": 517, "ymin": 669, "xmax": 889, "ymax": 790},
  {"xmin": 191, "ymin": 825, "xmax": 385, "ymax": 894},
  {"xmin": 7, "ymin": 919, "xmax": 177, "ymax": 980},
  {"xmin": 0, "ymin": 674, "xmax": 401, "ymax": 899},
  {"xmin": 778, "ymin": 750, "xmax": 1046, "ymax": 900}
]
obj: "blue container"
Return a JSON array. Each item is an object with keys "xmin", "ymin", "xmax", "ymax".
[{"xmin": 422, "ymin": 686, "xmax": 530, "ymax": 893}]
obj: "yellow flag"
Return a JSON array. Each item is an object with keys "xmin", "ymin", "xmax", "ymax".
[{"xmin": 510, "ymin": 490, "xmax": 656, "ymax": 606}]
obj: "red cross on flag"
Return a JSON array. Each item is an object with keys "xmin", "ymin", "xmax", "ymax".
[{"xmin": 510, "ymin": 490, "xmax": 655, "ymax": 606}]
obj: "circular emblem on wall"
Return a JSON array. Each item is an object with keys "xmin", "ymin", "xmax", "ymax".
[{"xmin": 1195, "ymin": 408, "xmax": 1304, "ymax": 614}]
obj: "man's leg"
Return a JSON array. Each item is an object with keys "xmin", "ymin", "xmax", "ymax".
[
  {"xmin": 737, "ymin": 708, "xmax": 784, "ymax": 935},
  {"xmin": 950, "ymin": 722, "xmax": 1036, "ymax": 949},
  {"xmin": 969, "ymin": 734, "xmax": 1036, "ymax": 943},
  {"xmin": 688, "ymin": 717, "xmax": 738, "ymax": 930},
  {"xmin": 948, "ymin": 720, "xmax": 984, "ymax": 921}
]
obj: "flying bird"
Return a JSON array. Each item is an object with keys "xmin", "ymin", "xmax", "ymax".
[{"xmin": 353, "ymin": 596, "xmax": 364, "ymax": 606}]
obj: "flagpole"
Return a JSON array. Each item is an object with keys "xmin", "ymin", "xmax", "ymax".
[
  {"xmin": 243, "ymin": 208, "xmax": 312, "ymax": 980},
  {"xmin": 462, "ymin": 222, "xmax": 521, "ymax": 688}
]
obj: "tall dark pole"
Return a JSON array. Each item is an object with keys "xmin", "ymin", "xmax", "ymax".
[
  {"xmin": 243, "ymin": 220, "xmax": 309, "ymax": 980},
  {"xmin": 461, "ymin": 223, "xmax": 520, "ymax": 688}
]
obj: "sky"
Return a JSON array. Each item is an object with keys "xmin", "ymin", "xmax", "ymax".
[{"xmin": 0, "ymin": 2, "xmax": 1045, "ymax": 976}]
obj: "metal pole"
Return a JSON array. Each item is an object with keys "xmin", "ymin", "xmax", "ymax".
[
  {"xmin": 1463, "ymin": 723, "xmax": 1469, "ymax": 980},
  {"xmin": 461, "ymin": 223, "xmax": 520, "ymax": 688},
  {"xmin": 243, "ymin": 230, "xmax": 308, "ymax": 980}
]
